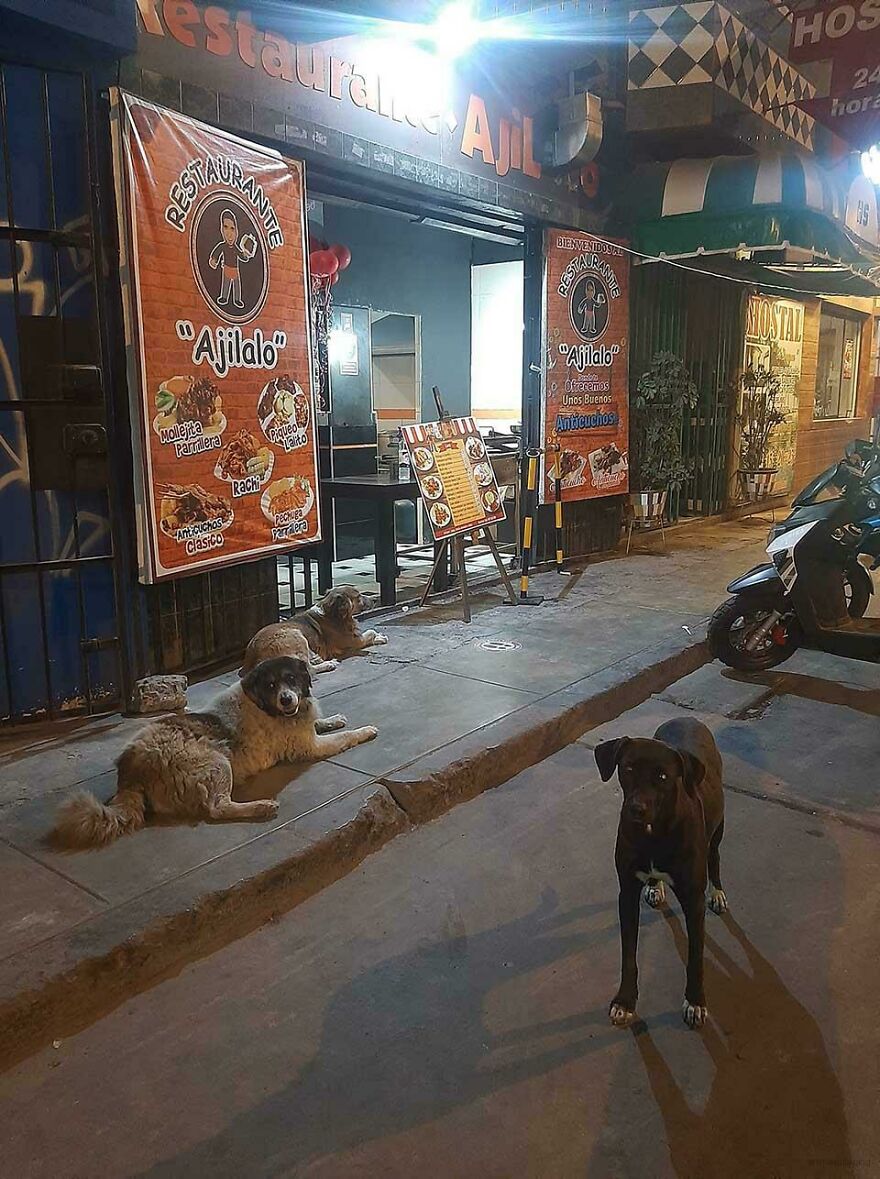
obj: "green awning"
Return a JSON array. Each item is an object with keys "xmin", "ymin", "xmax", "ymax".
[
  {"xmin": 624, "ymin": 153, "xmax": 880, "ymax": 291},
  {"xmin": 669, "ymin": 254, "xmax": 880, "ymax": 299}
]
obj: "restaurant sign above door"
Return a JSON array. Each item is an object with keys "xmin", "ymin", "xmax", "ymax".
[
  {"xmin": 111, "ymin": 91, "xmax": 321, "ymax": 582},
  {"xmin": 132, "ymin": 0, "xmax": 604, "ymax": 225},
  {"xmin": 540, "ymin": 230, "xmax": 630, "ymax": 504}
]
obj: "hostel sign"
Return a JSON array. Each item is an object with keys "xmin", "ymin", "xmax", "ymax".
[
  {"xmin": 789, "ymin": 1, "xmax": 880, "ymax": 149},
  {"xmin": 742, "ymin": 294, "xmax": 804, "ymax": 494},
  {"xmin": 540, "ymin": 231, "xmax": 630, "ymax": 504},
  {"xmin": 112, "ymin": 92, "xmax": 321, "ymax": 582}
]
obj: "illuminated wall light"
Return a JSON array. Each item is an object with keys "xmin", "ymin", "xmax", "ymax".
[
  {"xmin": 328, "ymin": 327, "xmax": 358, "ymax": 369},
  {"xmin": 862, "ymin": 144, "xmax": 880, "ymax": 185}
]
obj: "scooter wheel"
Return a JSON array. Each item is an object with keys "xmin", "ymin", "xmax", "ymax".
[{"xmin": 708, "ymin": 597, "xmax": 799, "ymax": 671}]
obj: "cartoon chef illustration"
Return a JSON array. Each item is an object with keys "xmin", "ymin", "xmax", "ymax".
[
  {"xmin": 577, "ymin": 279, "xmax": 606, "ymax": 338},
  {"xmin": 208, "ymin": 208, "xmax": 257, "ymax": 309}
]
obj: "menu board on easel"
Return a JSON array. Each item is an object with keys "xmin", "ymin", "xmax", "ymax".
[{"xmin": 401, "ymin": 417, "xmax": 506, "ymax": 540}]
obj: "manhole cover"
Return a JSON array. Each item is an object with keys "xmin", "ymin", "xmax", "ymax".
[{"xmin": 477, "ymin": 639, "xmax": 522, "ymax": 652}]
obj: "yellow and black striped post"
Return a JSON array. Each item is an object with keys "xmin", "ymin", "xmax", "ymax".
[
  {"xmin": 552, "ymin": 444, "xmax": 564, "ymax": 573},
  {"xmin": 516, "ymin": 447, "xmax": 544, "ymax": 604}
]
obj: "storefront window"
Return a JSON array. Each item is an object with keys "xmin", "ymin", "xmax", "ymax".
[{"xmin": 814, "ymin": 311, "xmax": 861, "ymax": 420}]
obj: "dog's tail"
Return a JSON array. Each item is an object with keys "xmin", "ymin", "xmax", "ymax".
[{"xmin": 50, "ymin": 787, "xmax": 145, "ymax": 850}]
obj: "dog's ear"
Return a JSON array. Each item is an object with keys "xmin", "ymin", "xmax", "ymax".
[
  {"xmin": 677, "ymin": 750, "xmax": 706, "ymax": 796},
  {"xmin": 291, "ymin": 657, "xmax": 312, "ymax": 698},
  {"xmin": 240, "ymin": 663, "xmax": 266, "ymax": 708},
  {"xmin": 594, "ymin": 737, "xmax": 629, "ymax": 783}
]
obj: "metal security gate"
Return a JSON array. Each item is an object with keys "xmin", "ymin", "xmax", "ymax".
[
  {"xmin": 630, "ymin": 263, "xmax": 746, "ymax": 521},
  {"xmin": 0, "ymin": 63, "xmax": 123, "ymax": 724}
]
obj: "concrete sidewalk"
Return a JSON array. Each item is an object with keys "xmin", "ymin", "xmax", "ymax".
[{"xmin": 0, "ymin": 519, "xmax": 775, "ymax": 1065}]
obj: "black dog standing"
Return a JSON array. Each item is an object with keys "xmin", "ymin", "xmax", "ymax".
[{"xmin": 595, "ymin": 717, "xmax": 728, "ymax": 1029}]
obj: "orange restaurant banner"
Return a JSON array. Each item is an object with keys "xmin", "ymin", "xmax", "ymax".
[
  {"xmin": 111, "ymin": 90, "xmax": 320, "ymax": 581},
  {"xmin": 540, "ymin": 230, "xmax": 630, "ymax": 504}
]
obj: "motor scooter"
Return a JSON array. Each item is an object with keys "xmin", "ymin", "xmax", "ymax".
[{"xmin": 708, "ymin": 430, "xmax": 880, "ymax": 672}]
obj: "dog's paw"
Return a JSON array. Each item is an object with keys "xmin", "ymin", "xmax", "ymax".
[
  {"xmin": 356, "ymin": 725, "xmax": 378, "ymax": 743},
  {"xmin": 255, "ymin": 800, "xmax": 280, "ymax": 820},
  {"xmin": 643, "ymin": 880, "xmax": 666, "ymax": 910},
  {"xmin": 372, "ymin": 633, "xmax": 389, "ymax": 646},
  {"xmin": 707, "ymin": 886, "xmax": 728, "ymax": 915},
  {"xmin": 323, "ymin": 714, "xmax": 347, "ymax": 731},
  {"xmin": 609, "ymin": 1002, "xmax": 638, "ymax": 1028},
  {"xmin": 321, "ymin": 659, "xmax": 339, "ymax": 673},
  {"xmin": 682, "ymin": 999, "xmax": 708, "ymax": 1029}
]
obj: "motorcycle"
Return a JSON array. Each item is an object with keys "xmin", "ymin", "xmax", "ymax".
[{"xmin": 708, "ymin": 432, "xmax": 880, "ymax": 672}]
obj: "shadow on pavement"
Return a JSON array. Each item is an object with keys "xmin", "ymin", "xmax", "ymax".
[
  {"xmin": 724, "ymin": 668, "xmax": 880, "ymax": 719},
  {"xmin": 139, "ymin": 890, "xmax": 625, "ymax": 1178},
  {"xmin": 625, "ymin": 912, "xmax": 853, "ymax": 1178}
]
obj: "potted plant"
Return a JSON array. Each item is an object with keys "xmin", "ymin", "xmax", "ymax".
[
  {"xmin": 627, "ymin": 352, "xmax": 698, "ymax": 549},
  {"xmin": 736, "ymin": 366, "xmax": 787, "ymax": 502}
]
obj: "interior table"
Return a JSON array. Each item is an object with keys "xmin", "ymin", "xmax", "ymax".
[{"xmin": 320, "ymin": 473, "xmax": 423, "ymax": 606}]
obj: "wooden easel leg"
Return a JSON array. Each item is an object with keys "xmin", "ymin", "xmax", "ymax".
[
  {"xmin": 420, "ymin": 539, "xmax": 449, "ymax": 608},
  {"xmin": 455, "ymin": 534, "xmax": 471, "ymax": 623},
  {"xmin": 482, "ymin": 528, "xmax": 516, "ymax": 604}
]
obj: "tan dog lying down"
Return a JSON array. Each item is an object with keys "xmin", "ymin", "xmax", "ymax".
[
  {"xmin": 242, "ymin": 585, "xmax": 388, "ymax": 675},
  {"xmin": 50, "ymin": 657, "xmax": 377, "ymax": 849}
]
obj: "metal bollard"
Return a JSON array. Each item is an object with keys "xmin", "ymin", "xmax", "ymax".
[
  {"xmin": 553, "ymin": 444, "xmax": 564, "ymax": 574},
  {"xmin": 515, "ymin": 447, "xmax": 544, "ymax": 605}
]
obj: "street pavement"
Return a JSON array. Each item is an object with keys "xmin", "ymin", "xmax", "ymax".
[{"xmin": 1, "ymin": 578, "xmax": 878, "ymax": 1177}]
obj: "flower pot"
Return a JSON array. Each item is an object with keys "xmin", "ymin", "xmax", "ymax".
[{"xmin": 738, "ymin": 468, "xmax": 777, "ymax": 502}]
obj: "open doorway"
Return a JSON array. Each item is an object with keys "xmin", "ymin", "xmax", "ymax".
[
  {"xmin": 279, "ymin": 197, "xmax": 525, "ymax": 611},
  {"xmin": 372, "ymin": 311, "xmax": 422, "ymax": 555},
  {"xmin": 471, "ymin": 259, "xmax": 524, "ymax": 434},
  {"xmin": 371, "ymin": 311, "xmax": 420, "ymax": 436}
]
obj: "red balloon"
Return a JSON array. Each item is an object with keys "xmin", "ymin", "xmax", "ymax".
[
  {"xmin": 309, "ymin": 249, "xmax": 339, "ymax": 279},
  {"xmin": 330, "ymin": 270, "xmax": 340, "ymax": 286},
  {"xmin": 329, "ymin": 243, "xmax": 351, "ymax": 271}
]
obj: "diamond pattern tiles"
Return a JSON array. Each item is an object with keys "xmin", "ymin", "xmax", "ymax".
[{"xmin": 628, "ymin": 2, "xmax": 815, "ymax": 149}]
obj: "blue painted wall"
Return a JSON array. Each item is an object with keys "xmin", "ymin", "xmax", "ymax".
[{"xmin": 322, "ymin": 204, "xmax": 474, "ymax": 419}]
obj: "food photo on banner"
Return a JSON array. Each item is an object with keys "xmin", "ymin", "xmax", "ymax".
[
  {"xmin": 540, "ymin": 230, "xmax": 630, "ymax": 504},
  {"xmin": 110, "ymin": 90, "xmax": 321, "ymax": 582},
  {"xmin": 400, "ymin": 417, "xmax": 506, "ymax": 541}
]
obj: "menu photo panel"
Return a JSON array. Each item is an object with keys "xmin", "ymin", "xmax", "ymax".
[
  {"xmin": 401, "ymin": 417, "xmax": 505, "ymax": 541},
  {"xmin": 111, "ymin": 90, "xmax": 320, "ymax": 581}
]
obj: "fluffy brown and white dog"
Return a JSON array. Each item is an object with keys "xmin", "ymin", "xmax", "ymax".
[
  {"xmin": 50, "ymin": 656, "xmax": 378, "ymax": 849},
  {"xmin": 241, "ymin": 585, "xmax": 388, "ymax": 675}
]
